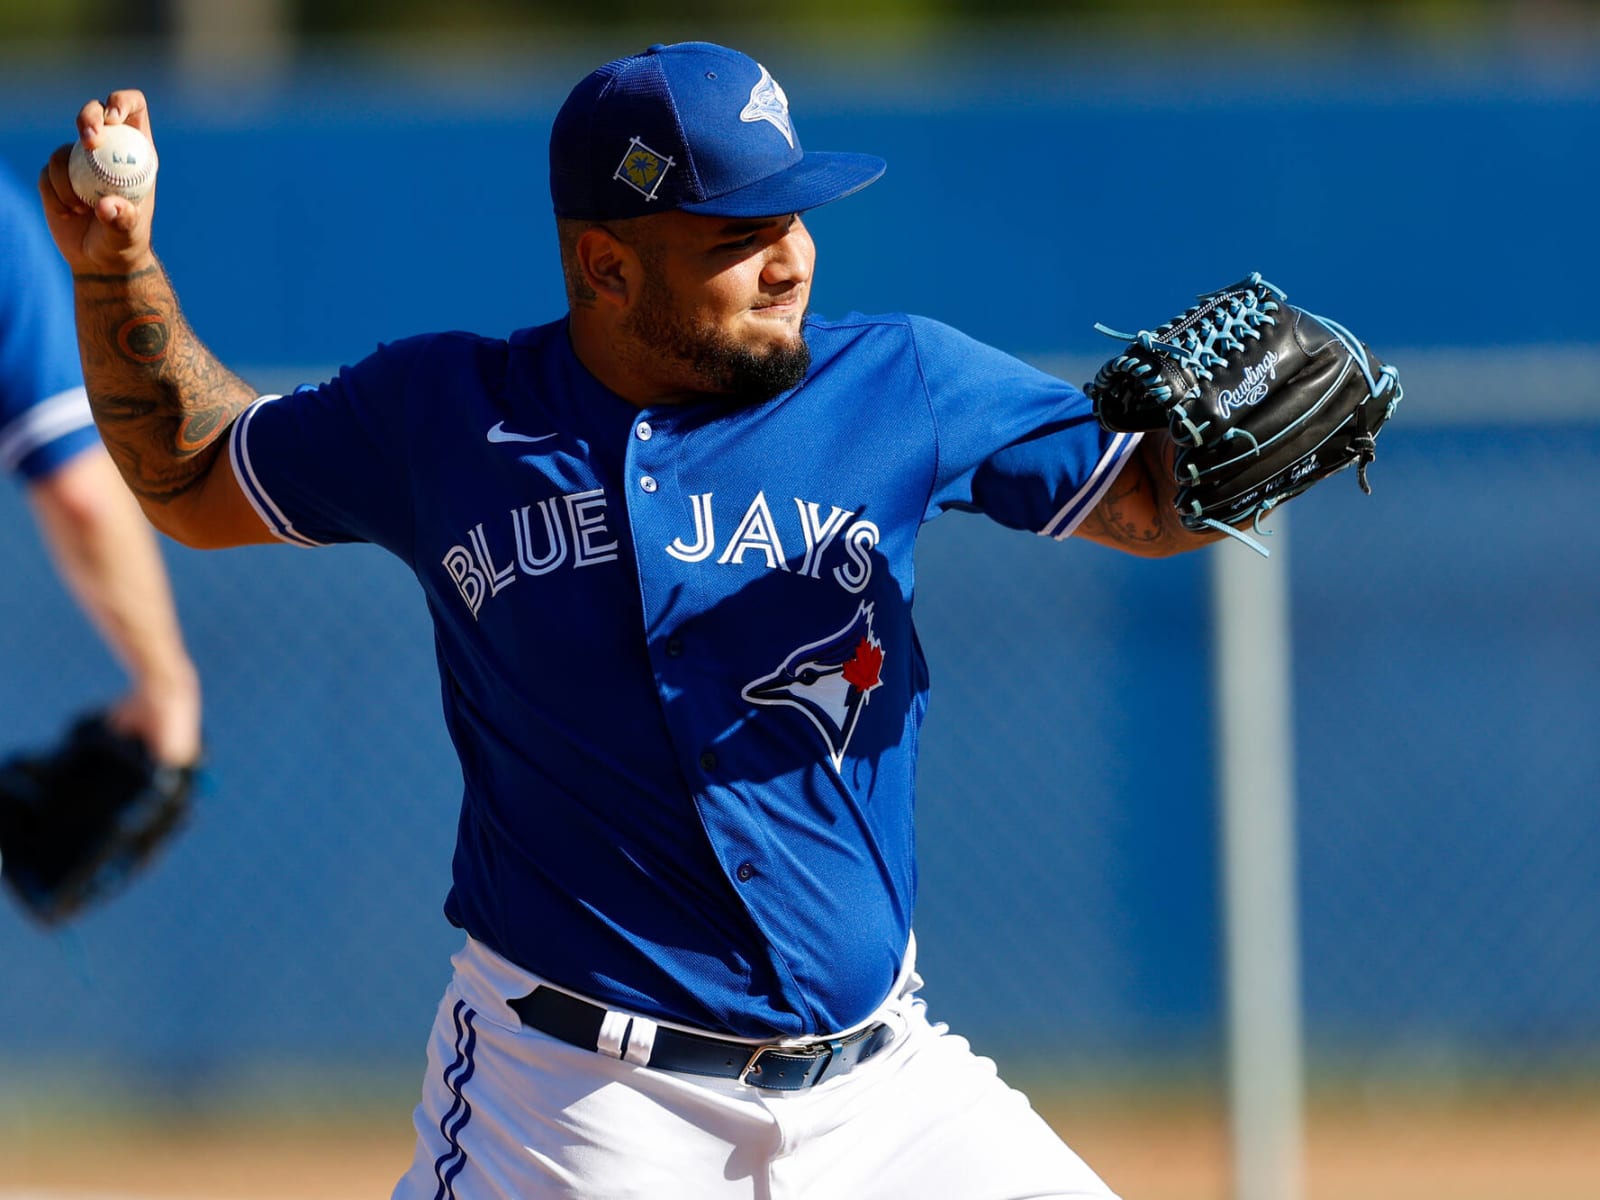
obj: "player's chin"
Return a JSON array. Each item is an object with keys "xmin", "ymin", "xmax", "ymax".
[
  {"xmin": 742, "ymin": 321, "xmax": 806, "ymax": 366},
  {"xmin": 708, "ymin": 330, "xmax": 812, "ymax": 407}
]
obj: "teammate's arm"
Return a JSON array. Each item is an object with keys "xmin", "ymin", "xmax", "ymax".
[
  {"xmin": 37, "ymin": 90, "xmax": 271, "ymax": 550},
  {"xmin": 27, "ymin": 447, "xmax": 203, "ymax": 764},
  {"xmin": 1074, "ymin": 434, "xmax": 1225, "ymax": 557}
]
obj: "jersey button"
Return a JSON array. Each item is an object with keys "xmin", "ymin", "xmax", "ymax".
[
  {"xmin": 665, "ymin": 636, "xmax": 684, "ymax": 658},
  {"xmin": 736, "ymin": 862, "xmax": 756, "ymax": 882},
  {"xmin": 639, "ymin": 475, "xmax": 658, "ymax": 493},
  {"xmin": 699, "ymin": 751, "xmax": 718, "ymax": 771},
  {"xmin": 635, "ymin": 421, "xmax": 653, "ymax": 441}
]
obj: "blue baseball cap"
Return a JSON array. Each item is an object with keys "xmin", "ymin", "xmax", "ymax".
[{"xmin": 549, "ymin": 42, "xmax": 886, "ymax": 221}]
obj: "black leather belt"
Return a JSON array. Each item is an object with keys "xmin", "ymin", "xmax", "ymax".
[{"xmin": 509, "ymin": 986, "xmax": 894, "ymax": 1092}]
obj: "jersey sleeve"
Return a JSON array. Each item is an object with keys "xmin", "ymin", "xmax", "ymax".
[
  {"xmin": 0, "ymin": 167, "xmax": 99, "ymax": 482},
  {"xmin": 227, "ymin": 338, "xmax": 421, "ymax": 556},
  {"xmin": 910, "ymin": 315, "xmax": 1141, "ymax": 540}
]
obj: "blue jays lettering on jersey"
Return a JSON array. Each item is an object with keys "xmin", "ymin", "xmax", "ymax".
[
  {"xmin": 228, "ymin": 313, "xmax": 1140, "ymax": 1038},
  {"xmin": 0, "ymin": 165, "xmax": 99, "ymax": 480}
]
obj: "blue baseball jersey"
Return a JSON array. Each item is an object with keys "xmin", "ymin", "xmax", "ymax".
[
  {"xmin": 0, "ymin": 164, "xmax": 99, "ymax": 481},
  {"xmin": 229, "ymin": 312, "xmax": 1139, "ymax": 1037}
]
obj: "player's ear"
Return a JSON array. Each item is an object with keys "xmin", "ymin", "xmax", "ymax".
[{"xmin": 574, "ymin": 226, "xmax": 638, "ymax": 309}]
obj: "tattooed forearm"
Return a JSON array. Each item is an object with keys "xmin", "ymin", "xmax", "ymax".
[
  {"xmin": 1078, "ymin": 457, "xmax": 1169, "ymax": 549},
  {"xmin": 1077, "ymin": 436, "xmax": 1223, "ymax": 557},
  {"xmin": 73, "ymin": 260, "xmax": 256, "ymax": 505}
]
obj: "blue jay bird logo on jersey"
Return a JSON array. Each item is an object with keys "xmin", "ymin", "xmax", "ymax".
[
  {"xmin": 740, "ymin": 65, "xmax": 796, "ymax": 149},
  {"xmin": 743, "ymin": 602, "xmax": 884, "ymax": 770}
]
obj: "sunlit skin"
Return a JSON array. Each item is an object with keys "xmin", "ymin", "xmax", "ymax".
[{"xmin": 564, "ymin": 210, "xmax": 815, "ymax": 408}]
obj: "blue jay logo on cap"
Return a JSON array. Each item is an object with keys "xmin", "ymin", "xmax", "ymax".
[
  {"xmin": 739, "ymin": 65, "xmax": 796, "ymax": 149},
  {"xmin": 615, "ymin": 137, "xmax": 676, "ymax": 202}
]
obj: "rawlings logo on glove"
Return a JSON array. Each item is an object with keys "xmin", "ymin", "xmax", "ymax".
[
  {"xmin": 1085, "ymin": 273, "xmax": 1402, "ymax": 555},
  {"xmin": 1217, "ymin": 351, "xmax": 1280, "ymax": 417}
]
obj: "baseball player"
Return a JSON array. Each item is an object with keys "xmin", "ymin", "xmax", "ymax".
[
  {"xmin": 39, "ymin": 42, "xmax": 1273, "ymax": 1199},
  {"xmin": 0, "ymin": 160, "xmax": 200, "ymax": 782}
]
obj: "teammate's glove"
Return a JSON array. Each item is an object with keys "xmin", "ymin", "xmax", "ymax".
[
  {"xmin": 1085, "ymin": 273, "xmax": 1401, "ymax": 554},
  {"xmin": 0, "ymin": 712, "xmax": 196, "ymax": 925}
]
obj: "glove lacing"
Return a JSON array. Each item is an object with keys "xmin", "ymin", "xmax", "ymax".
[{"xmin": 1093, "ymin": 273, "xmax": 1288, "ymax": 403}]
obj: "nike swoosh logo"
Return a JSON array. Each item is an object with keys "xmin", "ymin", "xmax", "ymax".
[{"xmin": 487, "ymin": 422, "xmax": 558, "ymax": 444}]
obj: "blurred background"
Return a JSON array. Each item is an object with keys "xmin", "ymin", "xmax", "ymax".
[{"xmin": 0, "ymin": 2, "xmax": 1597, "ymax": 1198}]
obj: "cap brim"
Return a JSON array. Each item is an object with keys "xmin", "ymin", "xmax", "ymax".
[{"xmin": 679, "ymin": 151, "xmax": 886, "ymax": 218}]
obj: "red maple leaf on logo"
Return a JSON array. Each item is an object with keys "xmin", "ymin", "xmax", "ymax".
[{"xmin": 841, "ymin": 636, "xmax": 884, "ymax": 693}]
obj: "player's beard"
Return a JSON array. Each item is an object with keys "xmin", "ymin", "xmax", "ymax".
[{"xmin": 624, "ymin": 273, "xmax": 812, "ymax": 407}]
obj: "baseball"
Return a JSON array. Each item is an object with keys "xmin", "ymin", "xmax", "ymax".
[{"xmin": 68, "ymin": 123, "xmax": 158, "ymax": 205}]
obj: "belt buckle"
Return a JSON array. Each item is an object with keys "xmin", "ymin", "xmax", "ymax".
[
  {"xmin": 740, "ymin": 1021, "xmax": 886, "ymax": 1090},
  {"xmin": 740, "ymin": 1038, "xmax": 836, "ymax": 1090}
]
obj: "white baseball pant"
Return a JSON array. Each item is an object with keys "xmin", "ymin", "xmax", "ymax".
[{"xmin": 394, "ymin": 936, "xmax": 1120, "ymax": 1200}]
